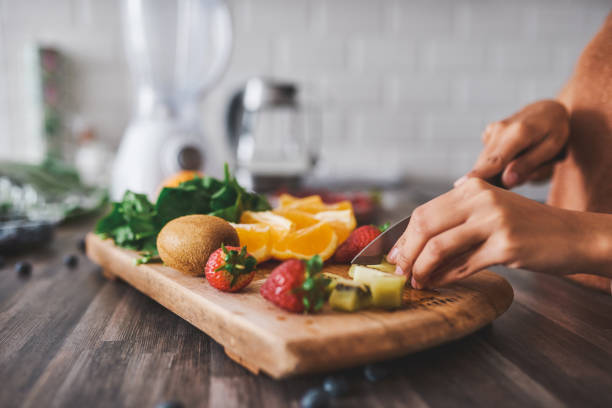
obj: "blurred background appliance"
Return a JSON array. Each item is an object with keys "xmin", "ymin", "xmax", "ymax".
[
  {"xmin": 226, "ymin": 77, "xmax": 320, "ymax": 192},
  {"xmin": 111, "ymin": 0, "xmax": 232, "ymax": 201}
]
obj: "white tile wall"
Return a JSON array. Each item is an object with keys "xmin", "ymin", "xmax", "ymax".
[{"xmin": 0, "ymin": 0, "xmax": 610, "ymax": 195}]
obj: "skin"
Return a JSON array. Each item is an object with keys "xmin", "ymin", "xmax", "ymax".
[{"xmin": 389, "ymin": 12, "xmax": 612, "ymax": 294}]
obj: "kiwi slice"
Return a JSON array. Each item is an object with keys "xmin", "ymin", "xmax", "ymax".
[
  {"xmin": 329, "ymin": 280, "xmax": 372, "ymax": 312},
  {"xmin": 351, "ymin": 265, "xmax": 406, "ymax": 309},
  {"xmin": 367, "ymin": 257, "xmax": 396, "ymax": 273}
]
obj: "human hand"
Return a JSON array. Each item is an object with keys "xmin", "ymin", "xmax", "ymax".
[
  {"xmin": 386, "ymin": 178, "xmax": 612, "ymax": 289},
  {"xmin": 456, "ymin": 100, "xmax": 570, "ymax": 189}
]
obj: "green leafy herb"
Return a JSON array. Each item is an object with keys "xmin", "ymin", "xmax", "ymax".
[{"xmin": 95, "ymin": 164, "xmax": 270, "ymax": 263}]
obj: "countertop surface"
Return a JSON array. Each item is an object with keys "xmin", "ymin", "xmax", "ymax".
[{"xmin": 1, "ymin": 216, "xmax": 611, "ymax": 408}]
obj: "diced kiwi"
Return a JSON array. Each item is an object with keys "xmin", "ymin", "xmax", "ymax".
[
  {"xmin": 366, "ymin": 257, "xmax": 396, "ymax": 274},
  {"xmin": 329, "ymin": 280, "xmax": 372, "ymax": 312},
  {"xmin": 351, "ymin": 265, "xmax": 406, "ymax": 309}
]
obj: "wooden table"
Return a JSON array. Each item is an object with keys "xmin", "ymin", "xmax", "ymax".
[{"xmin": 1, "ymin": 217, "xmax": 611, "ymax": 408}]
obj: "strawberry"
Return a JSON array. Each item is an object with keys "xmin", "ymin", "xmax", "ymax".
[
  {"xmin": 260, "ymin": 255, "xmax": 330, "ymax": 313},
  {"xmin": 205, "ymin": 244, "xmax": 257, "ymax": 292},
  {"xmin": 333, "ymin": 224, "xmax": 388, "ymax": 263}
]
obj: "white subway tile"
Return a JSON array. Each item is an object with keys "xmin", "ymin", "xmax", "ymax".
[
  {"xmin": 389, "ymin": 76, "xmax": 450, "ymax": 109},
  {"xmin": 351, "ymin": 38, "xmax": 415, "ymax": 73},
  {"xmin": 420, "ymin": 41, "xmax": 486, "ymax": 73}
]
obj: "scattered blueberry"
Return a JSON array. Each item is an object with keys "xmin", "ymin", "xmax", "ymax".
[
  {"xmin": 0, "ymin": 255, "xmax": 5, "ymax": 269},
  {"xmin": 323, "ymin": 375, "xmax": 350, "ymax": 397},
  {"xmin": 155, "ymin": 400, "xmax": 184, "ymax": 408},
  {"xmin": 364, "ymin": 363, "xmax": 391, "ymax": 382},
  {"xmin": 77, "ymin": 238, "xmax": 86, "ymax": 253},
  {"xmin": 15, "ymin": 261, "xmax": 32, "ymax": 276},
  {"xmin": 63, "ymin": 254, "xmax": 79, "ymax": 268},
  {"xmin": 300, "ymin": 387, "xmax": 330, "ymax": 408}
]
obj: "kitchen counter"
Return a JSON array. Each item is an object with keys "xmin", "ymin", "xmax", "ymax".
[{"xmin": 1, "ymin": 216, "xmax": 611, "ymax": 408}]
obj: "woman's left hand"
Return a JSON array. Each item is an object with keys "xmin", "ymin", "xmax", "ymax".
[{"xmin": 386, "ymin": 178, "xmax": 611, "ymax": 289}]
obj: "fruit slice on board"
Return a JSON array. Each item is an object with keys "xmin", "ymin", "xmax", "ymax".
[
  {"xmin": 272, "ymin": 221, "xmax": 338, "ymax": 261},
  {"xmin": 366, "ymin": 257, "xmax": 395, "ymax": 273},
  {"xmin": 313, "ymin": 209, "xmax": 357, "ymax": 244},
  {"xmin": 324, "ymin": 273, "xmax": 372, "ymax": 312},
  {"xmin": 240, "ymin": 211, "xmax": 294, "ymax": 243},
  {"xmin": 278, "ymin": 194, "xmax": 326, "ymax": 213},
  {"xmin": 230, "ymin": 223, "xmax": 272, "ymax": 263},
  {"xmin": 273, "ymin": 209, "xmax": 319, "ymax": 230},
  {"xmin": 349, "ymin": 265, "xmax": 407, "ymax": 309}
]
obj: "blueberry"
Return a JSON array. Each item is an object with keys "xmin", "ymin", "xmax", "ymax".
[
  {"xmin": 15, "ymin": 261, "xmax": 32, "ymax": 276},
  {"xmin": 77, "ymin": 238, "xmax": 86, "ymax": 253},
  {"xmin": 0, "ymin": 255, "xmax": 5, "ymax": 269},
  {"xmin": 155, "ymin": 400, "xmax": 184, "ymax": 408},
  {"xmin": 63, "ymin": 254, "xmax": 79, "ymax": 268},
  {"xmin": 322, "ymin": 376, "xmax": 350, "ymax": 397},
  {"xmin": 300, "ymin": 387, "xmax": 330, "ymax": 408},
  {"xmin": 364, "ymin": 363, "xmax": 391, "ymax": 382}
]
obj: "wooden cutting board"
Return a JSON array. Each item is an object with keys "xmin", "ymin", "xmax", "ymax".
[{"xmin": 86, "ymin": 233, "xmax": 513, "ymax": 379}]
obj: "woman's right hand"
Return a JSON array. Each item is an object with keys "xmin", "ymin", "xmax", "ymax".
[{"xmin": 455, "ymin": 99, "xmax": 570, "ymax": 189}]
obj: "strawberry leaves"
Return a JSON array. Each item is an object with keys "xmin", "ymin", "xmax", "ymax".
[
  {"xmin": 215, "ymin": 244, "xmax": 257, "ymax": 287},
  {"xmin": 297, "ymin": 255, "xmax": 331, "ymax": 313}
]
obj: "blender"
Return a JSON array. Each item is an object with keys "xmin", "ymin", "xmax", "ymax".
[{"xmin": 112, "ymin": 0, "xmax": 232, "ymax": 201}]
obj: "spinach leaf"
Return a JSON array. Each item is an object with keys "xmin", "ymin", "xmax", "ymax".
[{"xmin": 95, "ymin": 164, "xmax": 270, "ymax": 263}]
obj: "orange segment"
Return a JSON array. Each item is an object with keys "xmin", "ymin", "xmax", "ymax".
[
  {"xmin": 313, "ymin": 209, "xmax": 357, "ymax": 244},
  {"xmin": 230, "ymin": 223, "xmax": 272, "ymax": 263},
  {"xmin": 240, "ymin": 211, "xmax": 294, "ymax": 243},
  {"xmin": 271, "ymin": 221, "xmax": 338, "ymax": 261},
  {"xmin": 273, "ymin": 208, "xmax": 319, "ymax": 229},
  {"xmin": 278, "ymin": 194, "xmax": 326, "ymax": 213}
]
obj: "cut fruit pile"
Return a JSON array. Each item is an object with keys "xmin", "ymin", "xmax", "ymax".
[
  {"xmin": 326, "ymin": 263, "xmax": 407, "ymax": 312},
  {"xmin": 232, "ymin": 194, "xmax": 357, "ymax": 263}
]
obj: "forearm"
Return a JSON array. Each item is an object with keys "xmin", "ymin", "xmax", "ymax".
[{"xmin": 570, "ymin": 211, "xmax": 612, "ymax": 280}]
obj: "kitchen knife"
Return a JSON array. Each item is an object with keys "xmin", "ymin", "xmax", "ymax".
[{"xmin": 350, "ymin": 216, "xmax": 411, "ymax": 265}]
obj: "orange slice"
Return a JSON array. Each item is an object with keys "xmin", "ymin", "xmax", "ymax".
[
  {"xmin": 278, "ymin": 194, "xmax": 326, "ymax": 213},
  {"xmin": 313, "ymin": 209, "xmax": 356, "ymax": 244},
  {"xmin": 273, "ymin": 208, "xmax": 319, "ymax": 229},
  {"xmin": 240, "ymin": 211, "xmax": 294, "ymax": 243},
  {"xmin": 230, "ymin": 223, "xmax": 272, "ymax": 263},
  {"xmin": 271, "ymin": 221, "xmax": 338, "ymax": 261}
]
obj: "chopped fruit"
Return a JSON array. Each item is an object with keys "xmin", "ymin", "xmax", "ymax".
[
  {"xmin": 329, "ymin": 279, "xmax": 372, "ymax": 312},
  {"xmin": 350, "ymin": 265, "xmax": 406, "ymax": 309},
  {"xmin": 366, "ymin": 257, "xmax": 396, "ymax": 273},
  {"xmin": 333, "ymin": 225, "xmax": 382, "ymax": 263},
  {"xmin": 273, "ymin": 208, "xmax": 319, "ymax": 229},
  {"xmin": 240, "ymin": 210, "xmax": 294, "ymax": 242},
  {"xmin": 272, "ymin": 221, "xmax": 338, "ymax": 261},
  {"xmin": 313, "ymin": 209, "xmax": 357, "ymax": 244},
  {"xmin": 260, "ymin": 255, "xmax": 330, "ymax": 313},
  {"xmin": 230, "ymin": 223, "xmax": 272, "ymax": 263},
  {"xmin": 205, "ymin": 245, "xmax": 257, "ymax": 292}
]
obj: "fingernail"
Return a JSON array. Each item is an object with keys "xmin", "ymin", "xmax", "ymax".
[
  {"xmin": 388, "ymin": 247, "xmax": 398, "ymax": 262},
  {"xmin": 395, "ymin": 265, "xmax": 404, "ymax": 276},
  {"xmin": 411, "ymin": 277, "xmax": 420, "ymax": 289},
  {"xmin": 504, "ymin": 171, "xmax": 519, "ymax": 187},
  {"xmin": 453, "ymin": 175, "xmax": 467, "ymax": 187}
]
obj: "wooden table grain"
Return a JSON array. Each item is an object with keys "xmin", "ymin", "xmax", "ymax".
[{"xmin": 1, "ymin": 217, "xmax": 611, "ymax": 408}]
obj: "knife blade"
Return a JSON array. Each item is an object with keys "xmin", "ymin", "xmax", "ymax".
[{"xmin": 350, "ymin": 216, "xmax": 411, "ymax": 265}]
